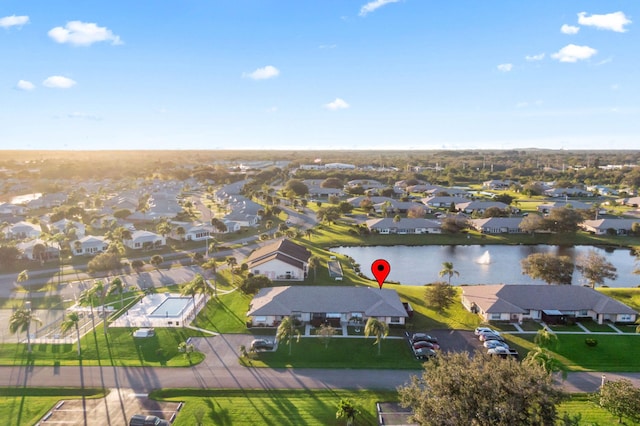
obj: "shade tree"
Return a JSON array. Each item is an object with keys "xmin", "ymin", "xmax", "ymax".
[{"xmin": 520, "ymin": 253, "xmax": 574, "ymax": 285}]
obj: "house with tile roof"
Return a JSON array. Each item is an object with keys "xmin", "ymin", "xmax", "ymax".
[
  {"xmin": 246, "ymin": 239, "xmax": 311, "ymax": 281},
  {"xmin": 365, "ymin": 217, "xmax": 442, "ymax": 234},
  {"xmin": 469, "ymin": 217, "xmax": 525, "ymax": 234},
  {"xmin": 461, "ymin": 284, "xmax": 637, "ymax": 324},
  {"xmin": 247, "ymin": 286, "xmax": 408, "ymax": 327}
]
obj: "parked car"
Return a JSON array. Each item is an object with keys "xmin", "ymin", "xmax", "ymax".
[
  {"xmin": 483, "ymin": 340, "xmax": 509, "ymax": 349},
  {"xmin": 409, "ymin": 333, "xmax": 438, "ymax": 344},
  {"xmin": 479, "ymin": 332, "xmax": 505, "ymax": 342},
  {"xmin": 250, "ymin": 339, "xmax": 275, "ymax": 351},
  {"xmin": 474, "ymin": 326, "xmax": 500, "ymax": 336},
  {"xmin": 414, "ymin": 347, "xmax": 437, "ymax": 360},
  {"xmin": 413, "ymin": 340, "xmax": 440, "ymax": 351},
  {"xmin": 487, "ymin": 346, "xmax": 519, "ymax": 359},
  {"xmin": 129, "ymin": 415, "xmax": 170, "ymax": 426}
]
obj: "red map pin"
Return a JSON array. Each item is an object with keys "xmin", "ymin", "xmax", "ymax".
[{"xmin": 371, "ymin": 259, "xmax": 390, "ymax": 289}]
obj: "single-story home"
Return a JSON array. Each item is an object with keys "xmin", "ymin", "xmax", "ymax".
[
  {"xmin": 247, "ymin": 286, "xmax": 408, "ymax": 327},
  {"xmin": 616, "ymin": 196, "xmax": 640, "ymax": 207},
  {"xmin": 581, "ymin": 219, "xmax": 639, "ymax": 235},
  {"xmin": 73, "ymin": 236, "xmax": 110, "ymax": 256},
  {"xmin": 455, "ymin": 201, "xmax": 509, "ymax": 214},
  {"xmin": 536, "ymin": 201, "xmax": 592, "ymax": 214},
  {"xmin": 461, "ymin": 284, "xmax": 637, "ymax": 324},
  {"xmin": 469, "ymin": 217, "xmax": 525, "ymax": 234},
  {"xmin": 482, "ymin": 179, "xmax": 519, "ymax": 190},
  {"xmin": 49, "ymin": 219, "xmax": 86, "ymax": 239},
  {"xmin": 246, "ymin": 239, "xmax": 311, "ymax": 281},
  {"xmin": 421, "ymin": 196, "xmax": 469, "ymax": 208},
  {"xmin": 4, "ymin": 221, "xmax": 42, "ymax": 240},
  {"xmin": 366, "ymin": 218, "xmax": 442, "ymax": 234},
  {"xmin": 17, "ymin": 239, "xmax": 60, "ymax": 261},
  {"xmin": 168, "ymin": 223, "xmax": 212, "ymax": 241},
  {"xmin": 124, "ymin": 230, "xmax": 166, "ymax": 250}
]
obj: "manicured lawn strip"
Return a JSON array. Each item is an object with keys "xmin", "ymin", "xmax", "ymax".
[
  {"xmin": 192, "ymin": 290, "xmax": 252, "ymax": 334},
  {"xmin": 558, "ymin": 393, "xmax": 640, "ymax": 426},
  {"xmin": 518, "ymin": 320, "xmax": 543, "ymax": 331},
  {"xmin": 520, "ymin": 334, "xmax": 640, "ymax": 372},
  {"xmin": 579, "ymin": 320, "xmax": 618, "ymax": 333},
  {"xmin": 0, "ymin": 327, "xmax": 206, "ymax": 367},
  {"xmin": 392, "ymin": 285, "xmax": 480, "ymax": 331},
  {"xmin": 151, "ymin": 389, "xmax": 397, "ymax": 426},
  {"xmin": 243, "ymin": 337, "xmax": 423, "ymax": 369},
  {"xmin": 0, "ymin": 387, "xmax": 107, "ymax": 426}
]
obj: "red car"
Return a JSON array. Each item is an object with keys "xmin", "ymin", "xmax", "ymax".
[{"xmin": 413, "ymin": 340, "xmax": 440, "ymax": 351}]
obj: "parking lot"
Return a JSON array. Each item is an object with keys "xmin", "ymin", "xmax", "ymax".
[{"xmin": 36, "ymin": 389, "xmax": 183, "ymax": 425}]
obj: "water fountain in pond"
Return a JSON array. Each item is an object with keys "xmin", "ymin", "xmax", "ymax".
[{"xmin": 476, "ymin": 250, "xmax": 491, "ymax": 265}]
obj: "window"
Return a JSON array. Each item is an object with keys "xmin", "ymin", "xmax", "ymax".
[
  {"xmin": 390, "ymin": 316, "xmax": 400, "ymax": 323},
  {"xmin": 579, "ymin": 310, "xmax": 589, "ymax": 316},
  {"xmin": 490, "ymin": 313, "xmax": 501, "ymax": 320}
]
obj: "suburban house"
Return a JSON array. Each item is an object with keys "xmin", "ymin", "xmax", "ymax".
[
  {"xmin": 168, "ymin": 223, "xmax": 212, "ymax": 241},
  {"xmin": 461, "ymin": 284, "xmax": 637, "ymax": 324},
  {"xmin": 26, "ymin": 192, "xmax": 67, "ymax": 209},
  {"xmin": 246, "ymin": 239, "xmax": 311, "ymax": 281},
  {"xmin": 247, "ymin": 286, "xmax": 408, "ymax": 327},
  {"xmin": 49, "ymin": 218, "xmax": 86, "ymax": 239},
  {"xmin": 366, "ymin": 218, "xmax": 442, "ymax": 234},
  {"xmin": 545, "ymin": 187, "xmax": 592, "ymax": 198},
  {"xmin": 455, "ymin": 201, "xmax": 509, "ymax": 214},
  {"xmin": 4, "ymin": 221, "xmax": 41, "ymax": 240},
  {"xmin": 0, "ymin": 202, "xmax": 26, "ymax": 215},
  {"xmin": 482, "ymin": 179, "xmax": 519, "ymax": 190},
  {"xmin": 581, "ymin": 218, "xmax": 639, "ymax": 235},
  {"xmin": 73, "ymin": 235, "xmax": 110, "ymax": 256},
  {"xmin": 345, "ymin": 179, "xmax": 386, "ymax": 192},
  {"xmin": 537, "ymin": 201, "xmax": 592, "ymax": 214},
  {"xmin": 124, "ymin": 230, "xmax": 166, "ymax": 250},
  {"xmin": 145, "ymin": 191, "xmax": 183, "ymax": 219},
  {"xmin": 17, "ymin": 239, "xmax": 60, "ymax": 261},
  {"xmin": 223, "ymin": 196, "xmax": 262, "ymax": 227},
  {"xmin": 421, "ymin": 196, "xmax": 468, "ymax": 208},
  {"xmin": 303, "ymin": 179, "xmax": 344, "ymax": 198},
  {"xmin": 616, "ymin": 196, "xmax": 640, "ymax": 207},
  {"xmin": 103, "ymin": 195, "xmax": 139, "ymax": 213},
  {"xmin": 469, "ymin": 217, "xmax": 525, "ymax": 234}
]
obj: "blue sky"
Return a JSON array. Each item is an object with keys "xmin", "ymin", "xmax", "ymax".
[{"xmin": 1, "ymin": 1, "xmax": 638, "ymax": 150}]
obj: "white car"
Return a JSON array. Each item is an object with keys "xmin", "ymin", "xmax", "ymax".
[
  {"xmin": 483, "ymin": 340, "xmax": 509, "ymax": 349},
  {"xmin": 474, "ymin": 327, "xmax": 500, "ymax": 336}
]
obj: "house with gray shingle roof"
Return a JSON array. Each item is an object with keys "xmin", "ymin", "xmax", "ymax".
[
  {"xmin": 462, "ymin": 285, "xmax": 637, "ymax": 324},
  {"xmin": 581, "ymin": 218, "xmax": 639, "ymax": 235},
  {"xmin": 366, "ymin": 218, "xmax": 442, "ymax": 234},
  {"xmin": 246, "ymin": 239, "xmax": 311, "ymax": 281},
  {"xmin": 469, "ymin": 217, "xmax": 525, "ymax": 234},
  {"xmin": 247, "ymin": 286, "xmax": 408, "ymax": 327}
]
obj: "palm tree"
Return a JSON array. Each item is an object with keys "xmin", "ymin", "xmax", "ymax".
[
  {"xmin": 364, "ymin": 317, "xmax": 388, "ymax": 356},
  {"xmin": 523, "ymin": 346, "xmax": 567, "ymax": 379},
  {"xmin": 181, "ymin": 274, "xmax": 212, "ymax": 309},
  {"xmin": 438, "ymin": 261, "xmax": 460, "ymax": 285},
  {"xmin": 156, "ymin": 221, "xmax": 172, "ymax": 239},
  {"xmin": 276, "ymin": 316, "xmax": 300, "ymax": 355},
  {"xmin": 107, "ymin": 277, "xmax": 125, "ymax": 308},
  {"xmin": 336, "ymin": 399, "xmax": 359, "ymax": 426},
  {"xmin": 176, "ymin": 226, "xmax": 186, "ymax": 242},
  {"xmin": 150, "ymin": 254, "xmax": 164, "ymax": 269},
  {"xmin": 9, "ymin": 307, "xmax": 42, "ymax": 353},
  {"xmin": 305, "ymin": 228, "xmax": 313, "ymax": 240},
  {"xmin": 202, "ymin": 258, "xmax": 218, "ymax": 298},
  {"xmin": 78, "ymin": 287, "xmax": 98, "ymax": 333},
  {"xmin": 17, "ymin": 269, "xmax": 29, "ymax": 300},
  {"xmin": 308, "ymin": 256, "xmax": 320, "ymax": 282},
  {"xmin": 60, "ymin": 312, "xmax": 82, "ymax": 356},
  {"xmin": 90, "ymin": 280, "xmax": 109, "ymax": 335}
]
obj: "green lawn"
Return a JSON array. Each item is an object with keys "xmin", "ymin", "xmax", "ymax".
[
  {"xmin": 557, "ymin": 393, "xmax": 640, "ymax": 426},
  {"xmin": 519, "ymin": 333, "xmax": 640, "ymax": 372},
  {"xmin": 242, "ymin": 337, "xmax": 423, "ymax": 370},
  {"xmin": 192, "ymin": 290, "xmax": 252, "ymax": 334},
  {"xmin": 0, "ymin": 387, "xmax": 106, "ymax": 426},
  {"xmin": 151, "ymin": 389, "xmax": 397, "ymax": 426},
  {"xmin": 1, "ymin": 326, "xmax": 205, "ymax": 367}
]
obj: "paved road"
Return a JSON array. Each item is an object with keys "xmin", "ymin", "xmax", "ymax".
[{"xmin": 2, "ymin": 332, "xmax": 639, "ymax": 394}]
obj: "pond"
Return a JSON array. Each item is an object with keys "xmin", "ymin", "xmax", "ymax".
[{"xmin": 330, "ymin": 245, "xmax": 640, "ymax": 287}]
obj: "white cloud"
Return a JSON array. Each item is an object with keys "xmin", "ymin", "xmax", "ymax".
[
  {"xmin": 48, "ymin": 21, "xmax": 123, "ymax": 46},
  {"xmin": 561, "ymin": 24, "xmax": 580, "ymax": 35},
  {"xmin": 67, "ymin": 112, "xmax": 101, "ymax": 121},
  {"xmin": 324, "ymin": 98, "xmax": 350, "ymax": 110},
  {"xmin": 578, "ymin": 11, "xmax": 632, "ymax": 33},
  {"xmin": 0, "ymin": 15, "xmax": 29, "ymax": 28},
  {"xmin": 359, "ymin": 0, "xmax": 400, "ymax": 17},
  {"xmin": 16, "ymin": 80, "xmax": 35, "ymax": 91},
  {"xmin": 551, "ymin": 44, "xmax": 597, "ymax": 63},
  {"xmin": 42, "ymin": 76, "xmax": 77, "ymax": 89},
  {"xmin": 525, "ymin": 53, "xmax": 545, "ymax": 61},
  {"xmin": 497, "ymin": 63, "xmax": 513, "ymax": 72},
  {"xmin": 242, "ymin": 65, "xmax": 280, "ymax": 80}
]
